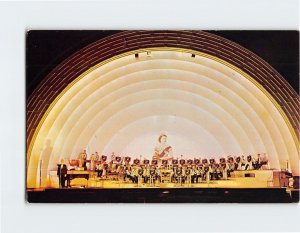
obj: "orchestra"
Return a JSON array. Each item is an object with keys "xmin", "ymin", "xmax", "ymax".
[{"xmin": 59, "ymin": 150, "xmax": 270, "ymax": 187}]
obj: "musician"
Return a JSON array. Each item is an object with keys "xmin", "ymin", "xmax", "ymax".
[
  {"xmin": 215, "ymin": 164, "xmax": 223, "ymax": 180},
  {"xmin": 184, "ymin": 166, "xmax": 192, "ymax": 184},
  {"xmin": 95, "ymin": 152, "xmax": 100, "ymax": 161},
  {"xmin": 131, "ymin": 165, "xmax": 139, "ymax": 183},
  {"xmin": 227, "ymin": 157, "xmax": 235, "ymax": 177},
  {"xmin": 143, "ymin": 164, "xmax": 150, "ymax": 183},
  {"xmin": 174, "ymin": 166, "xmax": 183, "ymax": 183},
  {"xmin": 252, "ymin": 154, "xmax": 260, "ymax": 170},
  {"xmin": 191, "ymin": 166, "xmax": 197, "ymax": 183},
  {"xmin": 219, "ymin": 158, "xmax": 228, "ymax": 179},
  {"xmin": 95, "ymin": 163, "xmax": 103, "ymax": 177},
  {"xmin": 60, "ymin": 164, "xmax": 68, "ymax": 188},
  {"xmin": 110, "ymin": 155, "xmax": 119, "ymax": 172},
  {"xmin": 101, "ymin": 163, "xmax": 108, "ymax": 178},
  {"xmin": 245, "ymin": 155, "xmax": 254, "ymax": 170},
  {"xmin": 209, "ymin": 159, "xmax": 217, "ymax": 180},
  {"xmin": 235, "ymin": 156, "xmax": 244, "ymax": 170},
  {"xmin": 124, "ymin": 166, "xmax": 134, "ymax": 182},
  {"xmin": 149, "ymin": 165, "xmax": 157, "ymax": 184},
  {"xmin": 57, "ymin": 160, "xmax": 68, "ymax": 188},
  {"xmin": 260, "ymin": 153, "xmax": 269, "ymax": 170},
  {"xmin": 203, "ymin": 165, "xmax": 210, "ymax": 181},
  {"xmin": 90, "ymin": 154, "xmax": 96, "ymax": 171},
  {"xmin": 197, "ymin": 165, "xmax": 204, "ymax": 182},
  {"xmin": 153, "ymin": 134, "xmax": 173, "ymax": 161},
  {"xmin": 137, "ymin": 166, "xmax": 144, "ymax": 183},
  {"xmin": 78, "ymin": 150, "xmax": 87, "ymax": 170}
]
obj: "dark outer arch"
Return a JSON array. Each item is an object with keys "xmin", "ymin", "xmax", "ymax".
[{"xmin": 26, "ymin": 30, "xmax": 300, "ymax": 149}]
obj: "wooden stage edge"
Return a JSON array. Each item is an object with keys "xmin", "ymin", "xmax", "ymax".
[{"xmin": 26, "ymin": 187, "xmax": 300, "ymax": 203}]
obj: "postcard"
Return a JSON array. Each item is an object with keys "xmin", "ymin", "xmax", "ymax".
[{"xmin": 26, "ymin": 30, "xmax": 299, "ymax": 203}]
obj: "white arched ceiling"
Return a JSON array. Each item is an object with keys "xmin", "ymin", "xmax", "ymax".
[
  {"xmin": 102, "ymin": 116, "xmax": 226, "ymax": 159},
  {"xmin": 27, "ymin": 49, "xmax": 299, "ymax": 188}
]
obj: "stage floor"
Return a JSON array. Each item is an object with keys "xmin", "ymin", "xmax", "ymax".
[{"xmin": 26, "ymin": 187, "xmax": 299, "ymax": 203}]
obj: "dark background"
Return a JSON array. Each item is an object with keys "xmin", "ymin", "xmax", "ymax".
[{"xmin": 26, "ymin": 30, "xmax": 299, "ymax": 98}]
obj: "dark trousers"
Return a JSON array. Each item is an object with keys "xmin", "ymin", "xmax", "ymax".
[
  {"xmin": 60, "ymin": 175, "xmax": 67, "ymax": 188},
  {"xmin": 143, "ymin": 176, "xmax": 149, "ymax": 183},
  {"xmin": 125, "ymin": 174, "xmax": 135, "ymax": 182},
  {"xmin": 192, "ymin": 175, "xmax": 201, "ymax": 183},
  {"xmin": 97, "ymin": 169, "xmax": 103, "ymax": 177}
]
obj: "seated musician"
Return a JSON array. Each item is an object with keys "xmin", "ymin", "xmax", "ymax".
[
  {"xmin": 234, "ymin": 156, "xmax": 244, "ymax": 170},
  {"xmin": 227, "ymin": 156, "xmax": 235, "ymax": 177},
  {"xmin": 260, "ymin": 153, "xmax": 269, "ymax": 170},
  {"xmin": 252, "ymin": 154, "xmax": 260, "ymax": 170},
  {"xmin": 219, "ymin": 158, "xmax": 227, "ymax": 179},
  {"xmin": 143, "ymin": 165, "xmax": 150, "ymax": 183},
  {"xmin": 191, "ymin": 166, "xmax": 198, "ymax": 183},
  {"xmin": 95, "ymin": 163, "xmax": 103, "ymax": 177},
  {"xmin": 131, "ymin": 165, "xmax": 139, "ymax": 183},
  {"xmin": 209, "ymin": 159, "xmax": 217, "ymax": 180},
  {"xmin": 215, "ymin": 164, "xmax": 223, "ymax": 180},
  {"xmin": 152, "ymin": 134, "xmax": 173, "ymax": 161},
  {"xmin": 245, "ymin": 155, "xmax": 254, "ymax": 170},
  {"xmin": 173, "ymin": 166, "xmax": 183, "ymax": 183},
  {"xmin": 124, "ymin": 167, "xmax": 134, "ymax": 182},
  {"xmin": 149, "ymin": 165, "xmax": 158, "ymax": 181}
]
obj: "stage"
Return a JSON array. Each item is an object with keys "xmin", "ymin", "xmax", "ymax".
[
  {"xmin": 27, "ymin": 169, "xmax": 299, "ymax": 203},
  {"xmin": 26, "ymin": 187, "xmax": 299, "ymax": 203}
]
